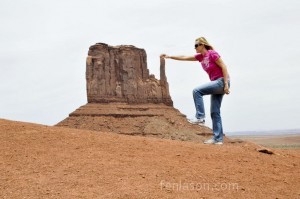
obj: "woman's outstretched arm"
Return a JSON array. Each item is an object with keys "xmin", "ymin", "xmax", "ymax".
[{"xmin": 160, "ymin": 54, "xmax": 197, "ymax": 61}]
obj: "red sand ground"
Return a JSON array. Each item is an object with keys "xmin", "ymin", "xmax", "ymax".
[{"xmin": 1, "ymin": 119, "xmax": 299, "ymax": 198}]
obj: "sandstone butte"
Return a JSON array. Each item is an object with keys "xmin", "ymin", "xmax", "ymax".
[
  {"xmin": 1, "ymin": 43, "xmax": 299, "ymax": 199},
  {"xmin": 56, "ymin": 43, "xmax": 213, "ymax": 142}
]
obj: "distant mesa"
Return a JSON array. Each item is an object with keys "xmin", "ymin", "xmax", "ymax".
[{"xmin": 56, "ymin": 43, "xmax": 212, "ymax": 141}]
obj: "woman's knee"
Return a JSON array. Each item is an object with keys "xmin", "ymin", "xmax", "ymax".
[{"xmin": 193, "ymin": 87, "xmax": 203, "ymax": 96}]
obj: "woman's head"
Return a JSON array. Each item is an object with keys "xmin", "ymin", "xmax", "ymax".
[{"xmin": 195, "ymin": 37, "xmax": 214, "ymax": 50}]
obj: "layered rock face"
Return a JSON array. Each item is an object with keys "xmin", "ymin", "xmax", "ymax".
[
  {"xmin": 56, "ymin": 43, "xmax": 212, "ymax": 141},
  {"xmin": 86, "ymin": 43, "xmax": 172, "ymax": 106},
  {"xmin": 56, "ymin": 103, "xmax": 212, "ymax": 141}
]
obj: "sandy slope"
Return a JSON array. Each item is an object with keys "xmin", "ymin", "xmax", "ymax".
[{"xmin": 1, "ymin": 119, "xmax": 299, "ymax": 199}]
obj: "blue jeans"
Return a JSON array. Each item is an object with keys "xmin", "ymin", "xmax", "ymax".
[{"xmin": 192, "ymin": 78, "xmax": 230, "ymax": 142}]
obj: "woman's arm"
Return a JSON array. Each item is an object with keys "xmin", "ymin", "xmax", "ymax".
[
  {"xmin": 160, "ymin": 54, "xmax": 197, "ymax": 61},
  {"xmin": 215, "ymin": 58, "xmax": 230, "ymax": 94}
]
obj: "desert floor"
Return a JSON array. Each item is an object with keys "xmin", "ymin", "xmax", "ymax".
[{"xmin": 1, "ymin": 119, "xmax": 299, "ymax": 199}]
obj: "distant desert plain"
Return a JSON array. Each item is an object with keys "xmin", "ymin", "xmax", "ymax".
[{"xmin": 228, "ymin": 130, "xmax": 300, "ymax": 149}]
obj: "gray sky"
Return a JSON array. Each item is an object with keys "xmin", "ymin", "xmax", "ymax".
[{"xmin": 1, "ymin": 0, "xmax": 300, "ymax": 133}]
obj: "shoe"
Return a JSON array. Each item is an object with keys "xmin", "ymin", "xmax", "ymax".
[
  {"xmin": 214, "ymin": 141, "xmax": 223, "ymax": 145},
  {"xmin": 203, "ymin": 138, "xmax": 216, "ymax": 144},
  {"xmin": 188, "ymin": 118, "xmax": 205, "ymax": 126}
]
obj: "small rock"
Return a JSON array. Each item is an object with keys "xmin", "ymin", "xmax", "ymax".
[{"xmin": 257, "ymin": 148, "xmax": 274, "ymax": 155}]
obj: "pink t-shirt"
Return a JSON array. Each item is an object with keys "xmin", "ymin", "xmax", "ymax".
[{"xmin": 194, "ymin": 50, "xmax": 224, "ymax": 81}]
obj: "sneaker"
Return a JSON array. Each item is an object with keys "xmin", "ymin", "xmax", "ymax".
[
  {"xmin": 188, "ymin": 118, "xmax": 205, "ymax": 126},
  {"xmin": 203, "ymin": 138, "xmax": 216, "ymax": 144},
  {"xmin": 214, "ymin": 141, "xmax": 223, "ymax": 145}
]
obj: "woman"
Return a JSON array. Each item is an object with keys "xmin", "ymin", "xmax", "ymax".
[{"xmin": 161, "ymin": 37, "xmax": 230, "ymax": 145}]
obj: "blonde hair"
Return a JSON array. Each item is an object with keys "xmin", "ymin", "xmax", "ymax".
[{"xmin": 195, "ymin": 37, "xmax": 214, "ymax": 50}]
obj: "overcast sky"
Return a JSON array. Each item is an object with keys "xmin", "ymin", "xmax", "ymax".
[{"xmin": 1, "ymin": 0, "xmax": 299, "ymax": 133}]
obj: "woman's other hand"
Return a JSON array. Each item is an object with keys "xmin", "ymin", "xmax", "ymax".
[{"xmin": 224, "ymin": 84, "xmax": 230, "ymax": 94}]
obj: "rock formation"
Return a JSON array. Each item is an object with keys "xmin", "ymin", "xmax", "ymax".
[
  {"xmin": 56, "ymin": 43, "xmax": 212, "ymax": 141},
  {"xmin": 86, "ymin": 43, "xmax": 173, "ymax": 106}
]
